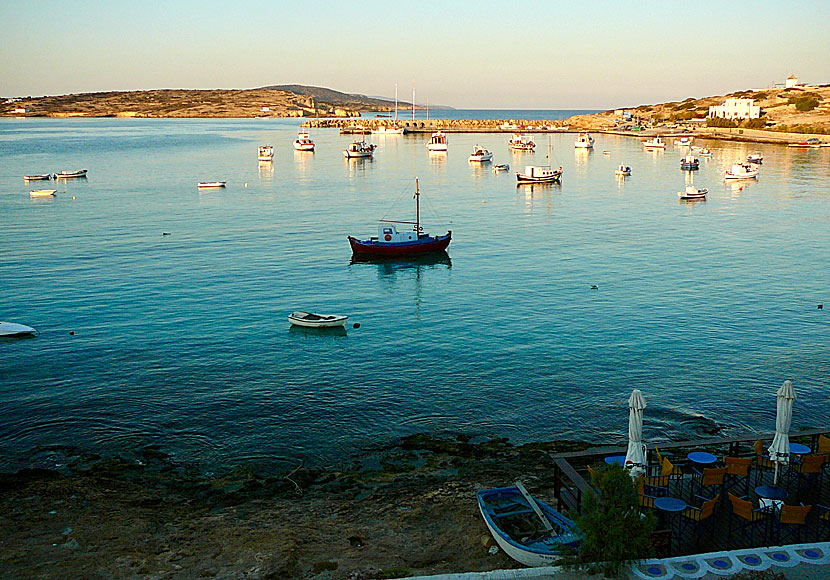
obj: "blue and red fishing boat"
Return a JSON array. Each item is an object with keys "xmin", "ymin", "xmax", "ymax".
[{"xmin": 348, "ymin": 178, "xmax": 451, "ymax": 257}]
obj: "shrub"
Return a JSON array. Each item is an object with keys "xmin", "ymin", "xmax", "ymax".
[
  {"xmin": 564, "ymin": 464, "xmax": 655, "ymax": 577},
  {"xmin": 743, "ymin": 118, "xmax": 767, "ymax": 129},
  {"xmin": 707, "ymin": 117, "xmax": 737, "ymax": 128},
  {"xmin": 794, "ymin": 97, "xmax": 819, "ymax": 111}
]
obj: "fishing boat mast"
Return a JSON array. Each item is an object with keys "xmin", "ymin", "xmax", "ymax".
[{"xmin": 415, "ymin": 178, "xmax": 420, "ymax": 235}]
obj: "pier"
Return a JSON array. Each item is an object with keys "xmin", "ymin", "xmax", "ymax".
[{"xmin": 301, "ymin": 118, "xmax": 572, "ymax": 134}]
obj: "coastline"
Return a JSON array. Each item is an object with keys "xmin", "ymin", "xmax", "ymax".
[{"xmin": 0, "ymin": 435, "xmax": 592, "ymax": 580}]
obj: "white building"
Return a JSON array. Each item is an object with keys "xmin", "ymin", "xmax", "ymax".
[
  {"xmin": 708, "ymin": 98, "xmax": 761, "ymax": 120},
  {"xmin": 785, "ymin": 75, "xmax": 800, "ymax": 88}
]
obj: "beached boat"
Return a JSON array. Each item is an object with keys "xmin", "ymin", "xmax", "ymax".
[
  {"xmin": 293, "ymin": 131, "xmax": 315, "ymax": 151},
  {"xmin": 699, "ymin": 148, "xmax": 713, "ymax": 157},
  {"xmin": 477, "ymin": 484, "xmax": 581, "ymax": 567},
  {"xmin": 574, "ymin": 132, "xmax": 594, "ymax": 149},
  {"xmin": 615, "ymin": 164, "xmax": 631, "ymax": 176},
  {"xmin": 24, "ymin": 173, "xmax": 52, "ymax": 181},
  {"xmin": 29, "ymin": 189, "xmax": 57, "ymax": 197},
  {"xmin": 746, "ymin": 153, "xmax": 763, "ymax": 164},
  {"xmin": 348, "ymin": 178, "xmax": 451, "ymax": 257},
  {"xmin": 680, "ymin": 153, "xmax": 699, "ymax": 170},
  {"xmin": 427, "ymin": 131, "xmax": 448, "ymax": 152},
  {"xmin": 509, "ymin": 133, "xmax": 535, "ymax": 151},
  {"xmin": 288, "ymin": 311, "xmax": 348, "ymax": 328},
  {"xmin": 197, "ymin": 181, "xmax": 226, "ymax": 188},
  {"xmin": 493, "ymin": 164, "xmax": 510, "ymax": 173},
  {"xmin": 258, "ymin": 145, "xmax": 274, "ymax": 161},
  {"xmin": 344, "ymin": 140, "xmax": 376, "ymax": 158},
  {"xmin": 54, "ymin": 169, "xmax": 87, "ymax": 179},
  {"xmin": 516, "ymin": 165, "xmax": 562, "ymax": 184},
  {"xmin": 724, "ymin": 163, "xmax": 758, "ymax": 180},
  {"xmin": 678, "ymin": 185, "xmax": 708, "ymax": 200},
  {"xmin": 468, "ymin": 145, "xmax": 493, "ymax": 162},
  {"xmin": 643, "ymin": 137, "xmax": 666, "ymax": 149},
  {"xmin": 0, "ymin": 321, "xmax": 38, "ymax": 337}
]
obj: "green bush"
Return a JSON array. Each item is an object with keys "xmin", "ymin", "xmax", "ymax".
[
  {"xmin": 743, "ymin": 118, "xmax": 767, "ymax": 129},
  {"xmin": 564, "ymin": 464, "xmax": 655, "ymax": 577},
  {"xmin": 706, "ymin": 117, "xmax": 737, "ymax": 128},
  {"xmin": 794, "ymin": 97, "xmax": 819, "ymax": 111}
]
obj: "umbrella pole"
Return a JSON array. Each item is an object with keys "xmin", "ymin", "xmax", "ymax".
[{"xmin": 773, "ymin": 462, "xmax": 779, "ymax": 485}]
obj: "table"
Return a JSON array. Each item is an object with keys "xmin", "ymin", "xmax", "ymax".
[
  {"xmin": 790, "ymin": 443, "xmax": 811, "ymax": 455},
  {"xmin": 687, "ymin": 451, "xmax": 717, "ymax": 465},
  {"xmin": 654, "ymin": 497, "xmax": 687, "ymax": 555},
  {"xmin": 756, "ymin": 485, "xmax": 787, "ymax": 513},
  {"xmin": 604, "ymin": 455, "xmax": 627, "ymax": 466}
]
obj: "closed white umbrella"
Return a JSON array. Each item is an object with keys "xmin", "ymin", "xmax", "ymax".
[
  {"xmin": 625, "ymin": 389, "xmax": 647, "ymax": 468},
  {"xmin": 768, "ymin": 380, "xmax": 795, "ymax": 485}
]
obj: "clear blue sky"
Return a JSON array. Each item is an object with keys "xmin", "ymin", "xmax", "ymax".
[{"xmin": 2, "ymin": 0, "xmax": 828, "ymax": 109}]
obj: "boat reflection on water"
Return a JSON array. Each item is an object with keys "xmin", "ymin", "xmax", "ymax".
[
  {"xmin": 350, "ymin": 251, "xmax": 452, "ymax": 277},
  {"xmin": 288, "ymin": 325, "xmax": 348, "ymax": 338}
]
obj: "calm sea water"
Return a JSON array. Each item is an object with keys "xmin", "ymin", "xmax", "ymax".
[{"xmin": 1, "ymin": 117, "xmax": 828, "ymax": 474}]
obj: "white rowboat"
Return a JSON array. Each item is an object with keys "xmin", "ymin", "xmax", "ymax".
[
  {"xmin": 197, "ymin": 181, "xmax": 226, "ymax": 188},
  {"xmin": 0, "ymin": 321, "xmax": 38, "ymax": 337},
  {"xmin": 29, "ymin": 189, "xmax": 57, "ymax": 197},
  {"xmin": 288, "ymin": 311, "xmax": 348, "ymax": 328}
]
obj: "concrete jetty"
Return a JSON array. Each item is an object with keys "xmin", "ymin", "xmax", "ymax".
[{"xmin": 301, "ymin": 118, "xmax": 572, "ymax": 134}]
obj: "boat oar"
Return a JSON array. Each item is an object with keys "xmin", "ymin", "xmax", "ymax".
[{"xmin": 514, "ymin": 481, "xmax": 553, "ymax": 531}]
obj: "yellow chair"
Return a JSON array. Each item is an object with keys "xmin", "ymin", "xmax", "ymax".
[
  {"xmin": 724, "ymin": 457, "xmax": 753, "ymax": 497},
  {"xmin": 790, "ymin": 454, "xmax": 826, "ymax": 495},
  {"xmin": 635, "ymin": 476, "xmax": 657, "ymax": 509},
  {"xmin": 777, "ymin": 504, "xmax": 812, "ymax": 543},
  {"xmin": 728, "ymin": 492, "xmax": 770, "ymax": 547},
  {"xmin": 691, "ymin": 466, "xmax": 727, "ymax": 498},
  {"xmin": 680, "ymin": 495, "xmax": 719, "ymax": 548},
  {"xmin": 817, "ymin": 434, "xmax": 830, "ymax": 455}
]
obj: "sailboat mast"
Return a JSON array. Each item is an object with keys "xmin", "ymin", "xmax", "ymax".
[
  {"xmin": 394, "ymin": 83, "xmax": 398, "ymax": 122},
  {"xmin": 412, "ymin": 88, "xmax": 415, "ymax": 120},
  {"xmin": 415, "ymin": 178, "xmax": 420, "ymax": 235}
]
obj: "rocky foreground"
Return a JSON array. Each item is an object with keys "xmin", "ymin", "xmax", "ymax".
[{"xmin": 0, "ymin": 436, "xmax": 591, "ymax": 580}]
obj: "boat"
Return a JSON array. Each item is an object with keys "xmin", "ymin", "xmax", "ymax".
[
  {"xmin": 0, "ymin": 321, "xmax": 37, "ymax": 337},
  {"xmin": 678, "ymin": 185, "xmax": 708, "ymax": 200},
  {"xmin": 699, "ymin": 148, "xmax": 713, "ymax": 157},
  {"xmin": 643, "ymin": 137, "xmax": 666, "ymax": 149},
  {"xmin": 468, "ymin": 145, "xmax": 493, "ymax": 162},
  {"xmin": 509, "ymin": 133, "xmax": 535, "ymax": 151},
  {"xmin": 477, "ymin": 484, "xmax": 581, "ymax": 567},
  {"xmin": 343, "ymin": 140, "xmax": 376, "ymax": 158},
  {"xmin": 258, "ymin": 145, "xmax": 274, "ymax": 161},
  {"xmin": 53, "ymin": 169, "xmax": 87, "ymax": 179},
  {"xmin": 746, "ymin": 153, "xmax": 763, "ymax": 164},
  {"xmin": 427, "ymin": 131, "xmax": 448, "ymax": 152},
  {"xmin": 602, "ymin": 150, "xmax": 611, "ymax": 156},
  {"xmin": 493, "ymin": 164, "xmax": 510, "ymax": 173},
  {"xmin": 680, "ymin": 153, "xmax": 699, "ymax": 170},
  {"xmin": 615, "ymin": 164, "xmax": 631, "ymax": 176},
  {"xmin": 24, "ymin": 173, "xmax": 52, "ymax": 181},
  {"xmin": 516, "ymin": 165, "xmax": 562, "ymax": 184},
  {"xmin": 724, "ymin": 163, "xmax": 758, "ymax": 180},
  {"xmin": 293, "ymin": 131, "xmax": 315, "ymax": 152},
  {"xmin": 574, "ymin": 132, "xmax": 594, "ymax": 149},
  {"xmin": 788, "ymin": 141, "xmax": 810, "ymax": 148},
  {"xmin": 197, "ymin": 181, "xmax": 226, "ymax": 188},
  {"xmin": 29, "ymin": 189, "xmax": 57, "ymax": 197},
  {"xmin": 287, "ymin": 311, "xmax": 348, "ymax": 328},
  {"xmin": 348, "ymin": 178, "xmax": 451, "ymax": 257},
  {"xmin": 372, "ymin": 84, "xmax": 406, "ymax": 135},
  {"xmin": 675, "ymin": 137, "xmax": 692, "ymax": 147}
]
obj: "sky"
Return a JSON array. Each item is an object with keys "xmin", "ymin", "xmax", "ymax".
[{"xmin": 2, "ymin": 0, "xmax": 829, "ymax": 109}]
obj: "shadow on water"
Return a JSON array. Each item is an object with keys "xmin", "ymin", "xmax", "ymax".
[
  {"xmin": 349, "ymin": 251, "xmax": 452, "ymax": 277},
  {"xmin": 288, "ymin": 325, "xmax": 348, "ymax": 338}
]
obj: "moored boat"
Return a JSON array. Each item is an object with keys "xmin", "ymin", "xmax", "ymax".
[
  {"xmin": 0, "ymin": 321, "xmax": 38, "ymax": 337},
  {"xmin": 680, "ymin": 153, "xmax": 699, "ymax": 170},
  {"xmin": 574, "ymin": 132, "xmax": 594, "ymax": 149},
  {"xmin": 294, "ymin": 131, "xmax": 315, "ymax": 152},
  {"xmin": 699, "ymin": 148, "xmax": 713, "ymax": 157},
  {"xmin": 371, "ymin": 125, "xmax": 405, "ymax": 135},
  {"xmin": 258, "ymin": 145, "xmax": 274, "ymax": 161},
  {"xmin": 516, "ymin": 165, "xmax": 562, "ymax": 184},
  {"xmin": 477, "ymin": 484, "xmax": 581, "ymax": 567},
  {"xmin": 509, "ymin": 133, "xmax": 535, "ymax": 151},
  {"xmin": 344, "ymin": 140, "xmax": 376, "ymax": 158},
  {"xmin": 615, "ymin": 164, "xmax": 631, "ymax": 176},
  {"xmin": 678, "ymin": 185, "xmax": 708, "ymax": 200},
  {"xmin": 675, "ymin": 137, "xmax": 692, "ymax": 147},
  {"xmin": 348, "ymin": 178, "xmax": 451, "ymax": 257},
  {"xmin": 643, "ymin": 137, "xmax": 666, "ymax": 149},
  {"xmin": 724, "ymin": 163, "xmax": 758, "ymax": 180},
  {"xmin": 746, "ymin": 153, "xmax": 763, "ymax": 164},
  {"xmin": 24, "ymin": 173, "xmax": 52, "ymax": 181},
  {"xmin": 468, "ymin": 145, "xmax": 493, "ymax": 162},
  {"xmin": 287, "ymin": 311, "xmax": 348, "ymax": 328},
  {"xmin": 427, "ymin": 131, "xmax": 448, "ymax": 152},
  {"xmin": 54, "ymin": 169, "xmax": 87, "ymax": 179},
  {"xmin": 197, "ymin": 181, "xmax": 226, "ymax": 188},
  {"xmin": 29, "ymin": 189, "xmax": 57, "ymax": 197},
  {"xmin": 493, "ymin": 163, "xmax": 510, "ymax": 173}
]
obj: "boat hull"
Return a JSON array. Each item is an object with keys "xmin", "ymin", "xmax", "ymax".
[
  {"xmin": 0, "ymin": 322, "xmax": 37, "ymax": 337},
  {"xmin": 54, "ymin": 170, "xmax": 87, "ymax": 179},
  {"xmin": 29, "ymin": 189, "xmax": 57, "ymax": 197},
  {"xmin": 288, "ymin": 312, "xmax": 348, "ymax": 328},
  {"xmin": 516, "ymin": 171, "xmax": 562, "ymax": 184},
  {"xmin": 348, "ymin": 232, "xmax": 451, "ymax": 256},
  {"xmin": 24, "ymin": 174, "xmax": 52, "ymax": 181},
  {"xmin": 294, "ymin": 142, "xmax": 315, "ymax": 151},
  {"xmin": 197, "ymin": 182, "xmax": 226, "ymax": 188},
  {"xmin": 427, "ymin": 144, "xmax": 447, "ymax": 152},
  {"xmin": 477, "ymin": 487, "xmax": 580, "ymax": 567}
]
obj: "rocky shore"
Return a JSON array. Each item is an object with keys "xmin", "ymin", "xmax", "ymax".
[{"xmin": 0, "ymin": 435, "xmax": 593, "ymax": 580}]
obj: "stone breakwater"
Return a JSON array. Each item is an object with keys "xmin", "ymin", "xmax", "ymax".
[{"xmin": 301, "ymin": 118, "xmax": 573, "ymax": 133}]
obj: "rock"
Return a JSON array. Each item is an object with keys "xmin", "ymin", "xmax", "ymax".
[{"xmin": 62, "ymin": 539, "xmax": 81, "ymax": 550}]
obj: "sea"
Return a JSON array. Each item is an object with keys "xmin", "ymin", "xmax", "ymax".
[{"xmin": 1, "ymin": 113, "xmax": 828, "ymax": 475}]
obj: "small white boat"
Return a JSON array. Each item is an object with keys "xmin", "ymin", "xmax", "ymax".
[
  {"xmin": 427, "ymin": 131, "xmax": 448, "ymax": 152},
  {"xmin": 293, "ymin": 131, "xmax": 315, "ymax": 152},
  {"xmin": 643, "ymin": 137, "xmax": 666, "ymax": 149},
  {"xmin": 516, "ymin": 165, "xmax": 562, "ymax": 184},
  {"xmin": 197, "ymin": 181, "xmax": 226, "ymax": 188},
  {"xmin": 746, "ymin": 153, "xmax": 763, "ymax": 164},
  {"xmin": 29, "ymin": 189, "xmax": 57, "ymax": 197},
  {"xmin": 724, "ymin": 163, "xmax": 758, "ymax": 180},
  {"xmin": 678, "ymin": 185, "xmax": 708, "ymax": 200},
  {"xmin": 675, "ymin": 137, "xmax": 692, "ymax": 147},
  {"xmin": 680, "ymin": 153, "xmax": 700, "ymax": 170},
  {"xmin": 493, "ymin": 163, "xmax": 510, "ymax": 173},
  {"xmin": 24, "ymin": 173, "xmax": 52, "ymax": 181},
  {"xmin": 574, "ymin": 132, "xmax": 594, "ymax": 149},
  {"xmin": 371, "ymin": 125, "xmax": 405, "ymax": 135},
  {"xmin": 615, "ymin": 164, "xmax": 631, "ymax": 176},
  {"xmin": 468, "ymin": 145, "xmax": 493, "ymax": 162},
  {"xmin": 0, "ymin": 321, "xmax": 38, "ymax": 337},
  {"xmin": 699, "ymin": 148, "xmax": 713, "ymax": 157},
  {"xmin": 478, "ymin": 484, "xmax": 581, "ymax": 567},
  {"xmin": 258, "ymin": 145, "xmax": 274, "ymax": 161},
  {"xmin": 288, "ymin": 311, "xmax": 348, "ymax": 328},
  {"xmin": 344, "ymin": 141, "xmax": 376, "ymax": 158},
  {"xmin": 54, "ymin": 169, "xmax": 88, "ymax": 179},
  {"xmin": 509, "ymin": 133, "xmax": 535, "ymax": 151}
]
